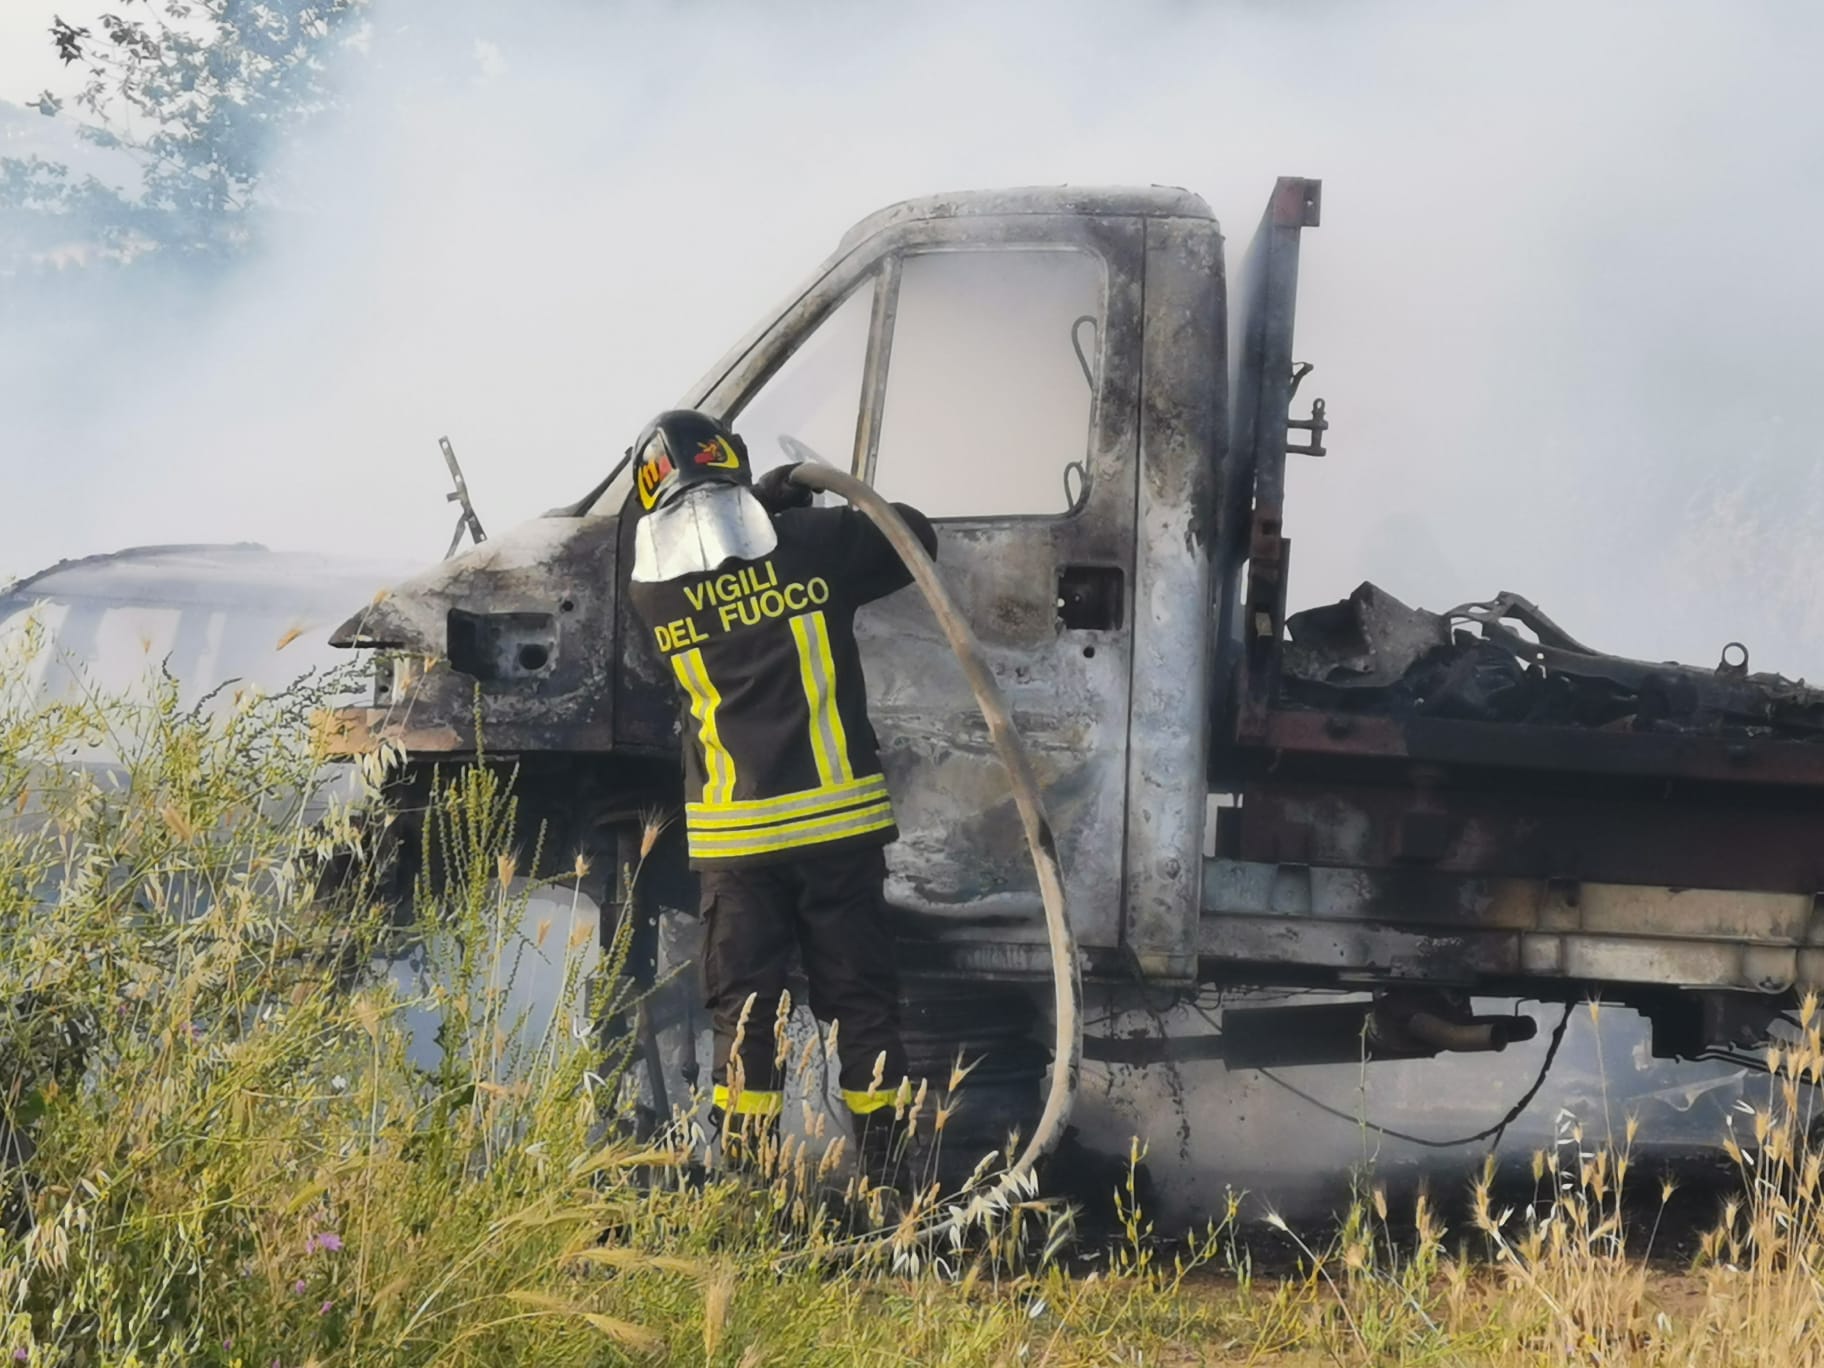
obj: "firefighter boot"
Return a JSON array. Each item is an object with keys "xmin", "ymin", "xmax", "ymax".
[
  {"xmin": 854, "ymin": 1110, "xmax": 926, "ymax": 1203},
  {"xmin": 708, "ymin": 1107, "xmax": 780, "ymax": 1182}
]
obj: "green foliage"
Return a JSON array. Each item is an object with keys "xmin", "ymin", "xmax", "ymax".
[
  {"xmin": 6, "ymin": 641, "xmax": 1824, "ymax": 1365},
  {"xmin": 0, "ymin": 643, "xmax": 1151, "ymax": 1365},
  {"xmin": 0, "ymin": 648, "xmax": 648, "ymax": 1362},
  {"xmin": 2, "ymin": 1, "xmax": 366, "ymax": 267}
]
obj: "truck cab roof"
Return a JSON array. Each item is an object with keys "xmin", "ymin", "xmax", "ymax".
[{"xmin": 836, "ymin": 184, "xmax": 1215, "ymax": 254}]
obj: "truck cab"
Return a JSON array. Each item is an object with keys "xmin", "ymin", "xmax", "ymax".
[
  {"xmin": 328, "ymin": 179, "xmax": 1824, "ymax": 1090},
  {"xmin": 330, "ymin": 185, "xmax": 1217, "ymax": 974}
]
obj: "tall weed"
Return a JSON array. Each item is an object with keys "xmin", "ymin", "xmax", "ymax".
[{"xmin": 5, "ymin": 641, "xmax": 1824, "ymax": 1365}]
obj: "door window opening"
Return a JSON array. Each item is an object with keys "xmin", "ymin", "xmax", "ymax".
[{"xmin": 871, "ymin": 248, "xmax": 1104, "ymax": 519}]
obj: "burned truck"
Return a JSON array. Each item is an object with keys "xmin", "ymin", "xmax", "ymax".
[{"xmin": 323, "ymin": 181, "xmax": 1824, "ymax": 1198}]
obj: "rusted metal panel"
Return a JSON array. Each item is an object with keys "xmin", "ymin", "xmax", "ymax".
[
  {"xmin": 1203, "ymin": 857, "xmax": 1819, "ymax": 940},
  {"xmin": 1253, "ymin": 707, "xmax": 1824, "ymax": 787},
  {"xmin": 1201, "ymin": 857, "xmax": 1824, "ymax": 994},
  {"xmin": 1508, "ymin": 882, "xmax": 1815, "ymax": 946},
  {"xmin": 314, "ymin": 707, "xmax": 457, "ymax": 757},
  {"xmin": 315, "ymin": 706, "xmax": 617, "ymax": 759},
  {"xmin": 326, "ymin": 515, "xmax": 621, "ymax": 755},
  {"xmin": 1523, "ymin": 933, "xmax": 1807, "ymax": 994},
  {"xmin": 1219, "ymin": 177, "xmax": 1321, "ymax": 748},
  {"xmin": 1197, "ymin": 911, "xmax": 1804, "ymax": 994},
  {"xmin": 1237, "ymin": 777, "xmax": 1824, "ymax": 894},
  {"xmin": 1392, "ymin": 713, "xmax": 1824, "ymax": 785},
  {"xmin": 1119, "ymin": 215, "xmax": 1224, "ymax": 980},
  {"xmin": 1229, "ymin": 177, "xmax": 1319, "ymax": 519},
  {"xmin": 1201, "ymin": 912, "xmax": 1520, "ymax": 982}
]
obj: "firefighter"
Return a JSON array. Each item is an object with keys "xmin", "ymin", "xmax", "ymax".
[{"xmin": 624, "ymin": 409, "xmax": 938, "ymax": 1189}]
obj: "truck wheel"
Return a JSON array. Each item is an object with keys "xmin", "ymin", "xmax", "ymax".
[{"xmin": 899, "ymin": 978, "xmax": 1047, "ymax": 1189}]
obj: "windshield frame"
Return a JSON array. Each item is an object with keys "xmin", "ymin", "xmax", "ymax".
[
  {"xmin": 579, "ymin": 211, "xmax": 1130, "ymax": 523},
  {"xmin": 575, "ymin": 235, "xmax": 879, "ymax": 517}
]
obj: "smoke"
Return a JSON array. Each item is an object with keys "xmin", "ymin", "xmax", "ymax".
[
  {"xmin": 4, "ymin": 0, "xmax": 1823, "ymax": 675},
  {"xmin": 7, "ymin": 0, "xmax": 1821, "ymax": 1211}
]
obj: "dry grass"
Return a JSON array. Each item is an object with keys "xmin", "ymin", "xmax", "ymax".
[{"xmin": 2, "ymin": 631, "xmax": 1823, "ymax": 1364}]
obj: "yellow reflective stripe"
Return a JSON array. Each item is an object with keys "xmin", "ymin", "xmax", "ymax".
[
  {"xmin": 788, "ymin": 613, "xmax": 837, "ymax": 786},
  {"xmin": 843, "ymin": 1088, "xmax": 899, "ymax": 1115},
  {"xmin": 686, "ymin": 773, "xmax": 889, "ymax": 828},
  {"xmin": 808, "ymin": 612, "xmax": 855, "ymax": 783},
  {"xmin": 688, "ymin": 802, "xmax": 896, "ymax": 860},
  {"xmin": 789, "ymin": 611, "xmax": 854, "ymax": 787},
  {"xmin": 689, "ymin": 800, "xmax": 895, "ymax": 853},
  {"xmin": 712, "ymin": 1084, "xmax": 783, "ymax": 1117},
  {"xmin": 673, "ymin": 649, "xmax": 735, "ymax": 805}
]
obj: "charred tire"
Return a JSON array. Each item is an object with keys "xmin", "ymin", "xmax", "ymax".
[{"xmin": 899, "ymin": 979, "xmax": 1047, "ymax": 1186}]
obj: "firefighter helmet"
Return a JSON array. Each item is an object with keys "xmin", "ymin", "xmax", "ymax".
[{"xmin": 632, "ymin": 410, "xmax": 752, "ymax": 512}]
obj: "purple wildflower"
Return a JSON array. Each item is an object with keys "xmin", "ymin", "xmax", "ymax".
[
  {"xmin": 305, "ymin": 1231, "xmax": 343, "ymax": 1254},
  {"xmin": 292, "ymin": 1278, "xmax": 307, "ymax": 1295},
  {"xmin": 320, "ymin": 1301, "xmax": 334, "ymax": 1315},
  {"xmin": 15, "ymin": 1349, "xmax": 30, "ymax": 1362}
]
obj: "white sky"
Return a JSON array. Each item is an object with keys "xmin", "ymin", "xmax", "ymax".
[
  {"xmin": 4, "ymin": 0, "xmax": 1824, "ymax": 678},
  {"xmin": 0, "ymin": 5, "xmax": 101, "ymax": 96}
]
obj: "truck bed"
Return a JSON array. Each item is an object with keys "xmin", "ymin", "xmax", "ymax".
[{"xmin": 1197, "ymin": 582, "xmax": 1824, "ymax": 1030}]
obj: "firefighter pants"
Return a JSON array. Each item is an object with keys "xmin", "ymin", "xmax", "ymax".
[{"xmin": 699, "ymin": 844, "xmax": 909, "ymax": 1118}]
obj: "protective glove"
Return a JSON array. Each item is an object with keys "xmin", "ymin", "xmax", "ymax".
[{"xmin": 752, "ymin": 462, "xmax": 813, "ymax": 514}]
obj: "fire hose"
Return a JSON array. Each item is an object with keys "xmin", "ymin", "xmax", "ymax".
[{"xmin": 785, "ymin": 460, "xmax": 1084, "ymax": 1240}]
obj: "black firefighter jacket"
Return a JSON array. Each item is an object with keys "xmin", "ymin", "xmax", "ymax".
[{"xmin": 628, "ymin": 499, "xmax": 938, "ymax": 869}]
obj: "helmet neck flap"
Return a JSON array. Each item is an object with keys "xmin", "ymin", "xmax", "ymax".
[{"xmin": 631, "ymin": 481, "xmax": 777, "ymax": 583}]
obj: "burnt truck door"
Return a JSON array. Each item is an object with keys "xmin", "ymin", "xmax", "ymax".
[
  {"xmin": 696, "ymin": 207, "xmax": 1146, "ymax": 972},
  {"xmin": 1120, "ymin": 212, "xmax": 1227, "ymax": 982}
]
